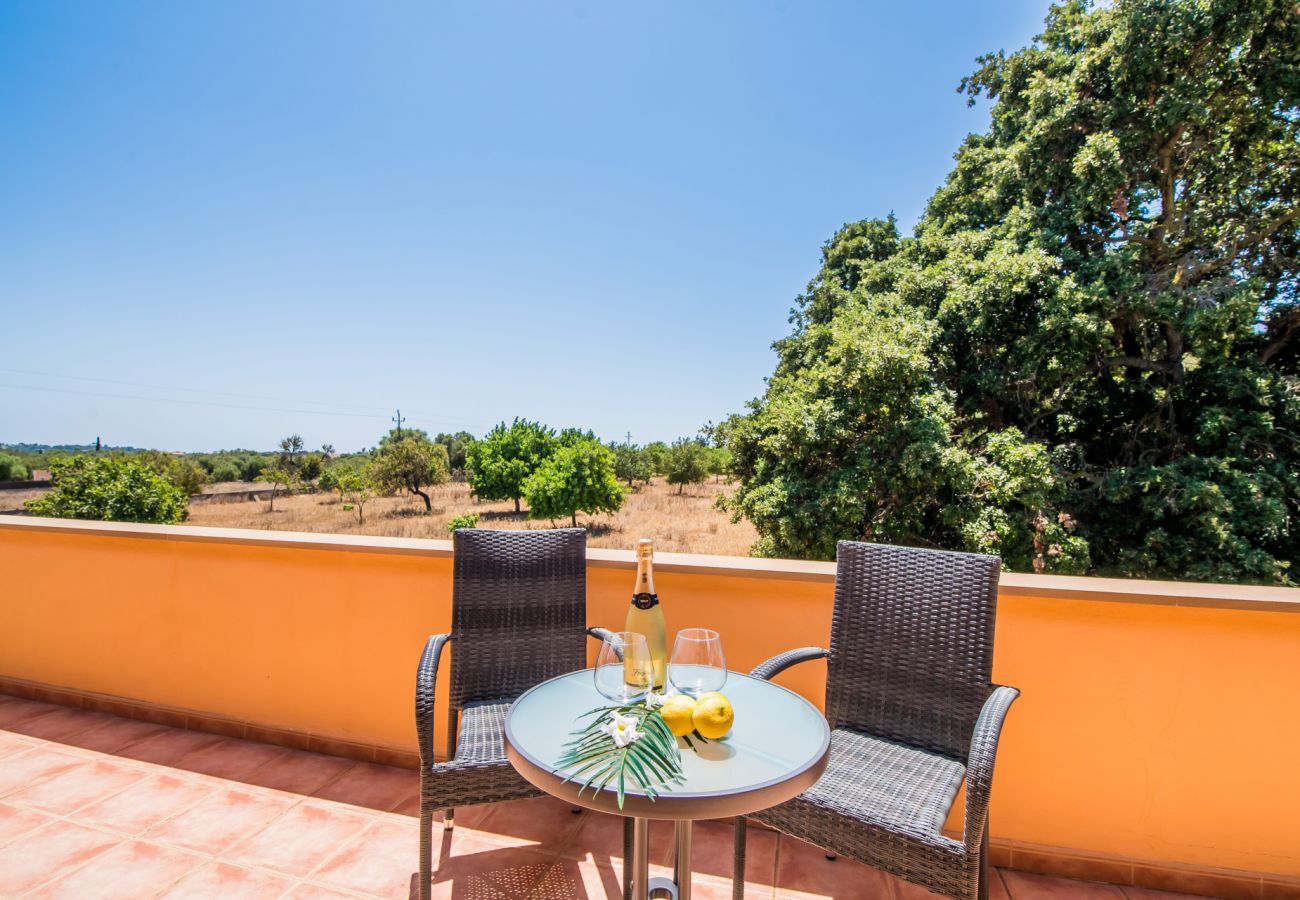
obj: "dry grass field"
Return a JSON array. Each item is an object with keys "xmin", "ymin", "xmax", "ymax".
[
  {"xmin": 0, "ymin": 488, "xmax": 48, "ymax": 513},
  {"xmin": 184, "ymin": 477, "xmax": 759, "ymax": 556}
]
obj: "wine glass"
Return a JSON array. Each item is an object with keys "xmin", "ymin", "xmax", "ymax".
[
  {"xmin": 669, "ymin": 628, "xmax": 727, "ymax": 697},
  {"xmin": 594, "ymin": 632, "xmax": 653, "ymax": 705}
]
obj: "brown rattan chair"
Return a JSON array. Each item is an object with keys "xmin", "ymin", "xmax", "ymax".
[
  {"xmin": 415, "ymin": 528, "xmax": 630, "ymax": 900},
  {"xmin": 733, "ymin": 541, "xmax": 1019, "ymax": 900}
]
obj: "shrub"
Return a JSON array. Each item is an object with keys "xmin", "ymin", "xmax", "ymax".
[
  {"xmin": 25, "ymin": 456, "xmax": 188, "ymax": 524},
  {"xmin": 447, "ymin": 512, "xmax": 481, "ymax": 532},
  {"xmin": 337, "ymin": 469, "xmax": 375, "ymax": 523},
  {"xmin": 239, "ymin": 455, "xmax": 269, "ymax": 481},
  {"xmin": 317, "ymin": 467, "xmax": 340, "ymax": 495},
  {"xmin": 298, "ymin": 453, "xmax": 324, "ymax": 482},
  {"xmin": 210, "ymin": 461, "xmax": 242, "ymax": 483},
  {"xmin": 162, "ymin": 456, "xmax": 208, "ymax": 496},
  {"xmin": 0, "ymin": 453, "xmax": 29, "ymax": 481}
]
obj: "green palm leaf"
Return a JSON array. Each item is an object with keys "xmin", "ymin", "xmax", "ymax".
[{"xmin": 554, "ymin": 702, "xmax": 687, "ymax": 809}]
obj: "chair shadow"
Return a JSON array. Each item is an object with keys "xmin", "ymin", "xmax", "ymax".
[{"xmin": 413, "ymin": 827, "xmax": 601, "ymax": 900}]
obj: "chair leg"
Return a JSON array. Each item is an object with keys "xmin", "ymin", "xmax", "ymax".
[
  {"xmin": 733, "ymin": 817, "xmax": 746, "ymax": 900},
  {"xmin": 623, "ymin": 818, "xmax": 634, "ymax": 900},
  {"xmin": 978, "ymin": 822, "xmax": 990, "ymax": 900},
  {"xmin": 419, "ymin": 803, "xmax": 433, "ymax": 900},
  {"xmin": 444, "ymin": 808, "xmax": 455, "ymax": 831}
]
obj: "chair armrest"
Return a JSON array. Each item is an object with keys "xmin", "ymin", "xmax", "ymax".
[
  {"xmin": 586, "ymin": 626, "xmax": 616, "ymax": 643},
  {"xmin": 749, "ymin": 647, "xmax": 830, "ymax": 681},
  {"xmin": 415, "ymin": 633, "xmax": 451, "ymax": 767},
  {"xmin": 963, "ymin": 684, "xmax": 1019, "ymax": 850}
]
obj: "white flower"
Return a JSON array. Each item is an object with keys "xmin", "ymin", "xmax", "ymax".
[
  {"xmin": 644, "ymin": 691, "xmax": 666, "ymax": 710},
  {"xmin": 601, "ymin": 711, "xmax": 642, "ymax": 748}
]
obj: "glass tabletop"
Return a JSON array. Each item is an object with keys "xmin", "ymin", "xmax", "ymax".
[{"xmin": 505, "ymin": 669, "xmax": 829, "ymax": 809}]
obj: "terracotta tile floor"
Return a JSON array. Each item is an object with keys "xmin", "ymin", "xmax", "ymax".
[{"xmin": 0, "ymin": 695, "xmax": 1197, "ymax": 899}]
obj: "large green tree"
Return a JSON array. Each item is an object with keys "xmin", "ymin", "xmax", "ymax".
[
  {"xmin": 466, "ymin": 418, "xmax": 556, "ymax": 513},
  {"xmin": 724, "ymin": 0, "xmax": 1298, "ymax": 583},
  {"xmin": 522, "ymin": 440, "xmax": 625, "ymax": 527}
]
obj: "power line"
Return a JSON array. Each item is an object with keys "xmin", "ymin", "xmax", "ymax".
[
  {"xmin": 0, "ymin": 366, "xmax": 390, "ymax": 416},
  {"xmin": 0, "ymin": 370, "xmax": 474, "ymax": 429},
  {"xmin": 0, "ymin": 382, "xmax": 416, "ymax": 422}
]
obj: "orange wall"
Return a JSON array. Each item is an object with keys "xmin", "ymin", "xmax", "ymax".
[{"xmin": 2, "ymin": 520, "xmax": 1298, "ymax": 877}]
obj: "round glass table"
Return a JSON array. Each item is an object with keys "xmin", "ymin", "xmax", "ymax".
[{"xmin": 504, "ymin": 669, "xmax": 830, "ymax": 900}]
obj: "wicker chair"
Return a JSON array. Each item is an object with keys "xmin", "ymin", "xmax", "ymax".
[
  {"xmin": 733, "ymin": 541, "xmax": 1019, "ymax": 900},
  {"xmin": 415, "ymin": 528, "xmax": 630, "ymax": 900}
]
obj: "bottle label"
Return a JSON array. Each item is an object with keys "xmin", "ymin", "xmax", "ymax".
[{"xmin": 632, "ymin": 592, "xmax": 659, "ymax": 610}]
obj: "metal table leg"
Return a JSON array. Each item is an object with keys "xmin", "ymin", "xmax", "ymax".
[
  {"xmin": 673, "ymin": 819, "xmax": 692, "ymax": 900},
  {"xmin": 631, "ymin": 818, "xmax": 693, "ymax": 900},
  {"xmin": 632, "ymin": 818, "xmax": 650, "ymax": 900}
]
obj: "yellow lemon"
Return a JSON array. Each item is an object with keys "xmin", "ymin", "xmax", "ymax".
[
  {"xmin": 692, "ymin": 692, "xmax": 734, "ymax": 739},
  {"xmin": 658, "ymin": 694, "xmax": 698, "ymax": 737}
]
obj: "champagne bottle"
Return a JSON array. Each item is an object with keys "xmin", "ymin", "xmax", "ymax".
[{"xmin": 625, "ymin": 538, "xmax": 668, "ymax": 691}]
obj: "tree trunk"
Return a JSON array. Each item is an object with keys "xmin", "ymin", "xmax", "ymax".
[
  {"xmin": 571, "ymin": 512, "xmax": 577, "ymax": 527},
  {"xmin": 415, "ymin": 487, "xmax": 431, "ymax": 512},
  {"xmin": 269, "ymin": 486, "xmax": 276, "ymax": 512},
  {"xmin": 515, "ymin": 497, "xmax": 521, "ymax": 514}
]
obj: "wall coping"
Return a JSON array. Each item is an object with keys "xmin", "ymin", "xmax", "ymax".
[{"xmin": 3, "ymin": 515, "xmax": 1297, "ymax": 613}]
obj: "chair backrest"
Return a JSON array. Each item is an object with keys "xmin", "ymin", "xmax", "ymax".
[
  {"xmin": 825, "ymin": 540, "xmax": 1000, "ymax": 762},
  {"xmin": 448, "ymin": 528, "xmax": 589, "ymax": 710}
]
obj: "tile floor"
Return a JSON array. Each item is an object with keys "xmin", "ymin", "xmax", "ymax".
[{"xmin": 0, "ymin": 694, "xmax": 1202, "ymax": 899}]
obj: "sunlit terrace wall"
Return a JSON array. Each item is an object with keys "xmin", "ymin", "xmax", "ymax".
[{"xmin": 2, "ymin": 517, "xmax": 1298, "ymax": 887}]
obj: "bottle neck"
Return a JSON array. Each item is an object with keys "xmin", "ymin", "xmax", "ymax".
[
  {"xmin": 632, "ymin": 555, "xmax": 658, "ymax": 609},
  {"xmin": 634, "ymin": 557, "xmax": 656, "ymax": 595}
]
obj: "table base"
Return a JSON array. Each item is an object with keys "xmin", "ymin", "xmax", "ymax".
[{"xmin": 631, "ymin": 818, "xmax": 693, "ymax": 900}]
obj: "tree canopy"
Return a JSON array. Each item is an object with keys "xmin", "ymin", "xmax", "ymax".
[
  {"xmin": 522, "ymin": 440, "xmax": 625, "ymax": 527},
  {"xmin": 612, "ymin": 442, "xmax": 652, "ymax": 486},
  {"xmin": 722, "ymin": 0, "xmax": 1299, "ymax": 584},
  {"xmin": 371, "ymin": 430, "xmax": 450, "ymax": 512},
  {"xmin": 0, "ymin": 453, "xmax": 30, "ymax": 481},
  {"xmin": 435, "ymin": 431, "xmax": 475, "ymax": 474},
  {"xmin": 466, "ymin": 418, "xmax": 556, "ymax": 513},
  {"xmin": 664, "ymin": 438, "xmax": 710, "ymax": 494}
]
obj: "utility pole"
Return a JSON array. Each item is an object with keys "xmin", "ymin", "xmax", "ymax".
[
  {"xmin": 625, "ymin": 431, "xmax": 633, "ymax": 447},
  {"xmin": 392, "ymin": 409, "xmax": 404, "ymax": 438}
]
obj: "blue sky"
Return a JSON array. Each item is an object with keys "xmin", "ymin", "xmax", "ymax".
[{"xmin": 0, "ymin": 1, "xmax": 1047, "ymax": 452}]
